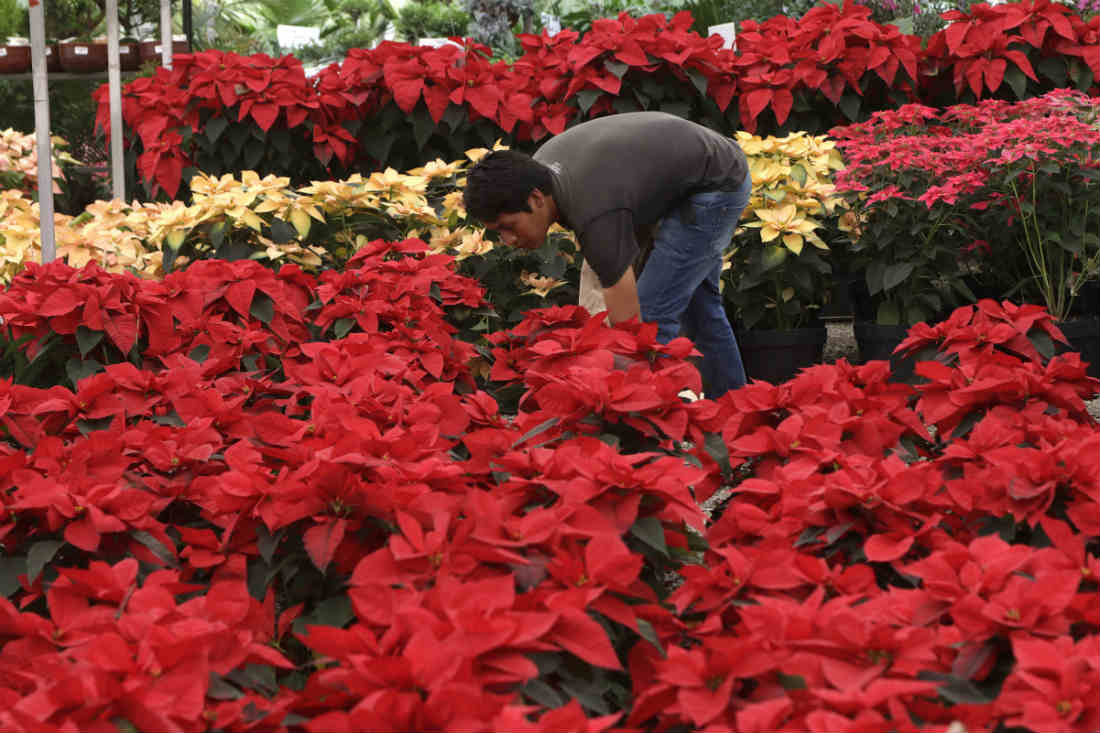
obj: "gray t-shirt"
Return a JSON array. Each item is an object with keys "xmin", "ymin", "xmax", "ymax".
[{"xmin": 533, "ymin": 112, "xmax": 748, "ymax": 287}]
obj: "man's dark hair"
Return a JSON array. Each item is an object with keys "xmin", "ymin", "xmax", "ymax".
[{"xmin": 463, "ymin": 149, "xmax": 553, "ymax": 223}]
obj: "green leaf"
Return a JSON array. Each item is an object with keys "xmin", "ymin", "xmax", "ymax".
[
  {"xmin": 27, "ymin": 540, "xmax": 64, "ymax": 585},
  {"xmin": 227, "ymin": 664, "xmax": 279, "ymax": 698},
  {"xmin": 866, "ymin": 261, "xmax": 886, "ymax": 296},
  {"xmin": 575, "ymin": 89, "xmax": 601, "ymax": 115},
  {"xmin": 130, "ymin": 530, "xmax": 179, "ymax": 567},
  {"xmin": 294, "ymin": 595, "xmax": 354, "ymax": 634},
  {"xmin": 76, "ymin": 416, "xmax": 114, "ymax": 436},
  {"xmin": 361, "ymin": 130, "xmax": 397, "ymax": 163},
  {"xmin": 0, "ymin": 555, "xmax": 26, "ymax": 598},
  {"xmin": 269, "ymin": 128, "xmax": 291, "ymax": 154},
  {"xmin": 1037, "ymin": 56, "xmax": 1068, "ymax": 87},
  {"xmin": 510, "ymin": 416, "xmax": 559, "ymax": 449},
  {"xmin": 702, "ymin": 432, "xmax": 730, "ymax": 473},
  {"xmin": 207, "ymin": 672, "xmax": 244, "ymax": 700},
  {"xmin": 161, "ymin": 241, "xmax": 180, "ymax": 272},
  {"xmin": 794, "ymin": 526, "xmax": 824, "ymax": 548},
  {"xmin": 839, "ymin": 92, "xmax": 861, "ymax": 122},
  {"xmin": 778, "ymin": 672, "xmax": 807, "ymax": 690},
  {"xmin": 882, "ymin": 262, "xmax": 914, "ymax": 292},
  {"xmin": 686, "ymin": 68, "xmax": 708, "ymax": 96},
  {"xmin": 243, "ymin": 138, "xmax": 265, "ymax": 170},
  {"xmin": 877, "ymin": 301, "xmax": 900, "ymax": 326},
  {"xmin": 256, "ymin": 525, "xmax": 283, "ymax": 566},
  {"xmin": 630, "ymin": 517, "xmax": 669, "ymax": 559},
  {"xmin": 560, "ymin": 676, "xmax": 613, "ymax": 715},
  {"xmin": 205, "ymin": 115, "xmax": 230, "ymax": 144},
  {"xmin": 760, "ymin": 245, "xmax": 788, "ymax": 272},
  {"xmin": 268, "ymin": 218, "xmax": 298, "ymax": 245},
  {"xmin": 333, "ymin": 318, "xmax": 355, "ymax": 339},
  {"xmin": 250, "ymin": 293, "xmax": 275, "ymax": 324},
  {"xmin": 76, "ymin": 326, "xmax": 104, "ymax": 358},
  {"xmin": 66, "ymin": 357, "xmax": 103, "ymax": 388},
  {"xmin": 789, "ymin": 163, "xmax": 807, "ymax": 187},
  {"xmin": 919, "ymin": 672, "xmax": 994, "ymax": 705},
  {"xmin": 1004, "ymin": 66, "xmax": 1028, "ymax": 99},
  {"xmin": 605, "ymin": 60, "xmax": 629, "ymax": 79},
  {"xmin": 189, "ymin": 344, "xmax": 211, "ymax": 364},
  {"xmin": 635, "ymin": 618, "xmax": 666, "ymax": 658},
  {"xmin": 660, "ymin": 100, "xmax": 691, "ymax": 119},
  {"xmin": 1028, "ymin": 329, "xmax": 1056, "ymax": 361},
  {"xmin": 412, "ymin": 107, "xmax": 436, "ymax": 152},
  {"xmin": 522, "ymin": 678, "xmax": 567, "ymax": 708}
]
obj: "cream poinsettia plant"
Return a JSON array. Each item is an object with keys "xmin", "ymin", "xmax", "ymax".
[
  {"xmin": 0, "ymin": 129, "xmax": 77, "ymax": 195},
  {"xmin": 0, "ymin": 143, "xmax": 580, "ymax": 327},
  {"xmin": 722, "ymin": 131, "xmax": 851, "ymax": 331}
]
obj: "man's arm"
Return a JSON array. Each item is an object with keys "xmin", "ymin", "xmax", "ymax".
[{"xmin": 602, "ymin": 266, "xmax": 641, "ymax": 325}]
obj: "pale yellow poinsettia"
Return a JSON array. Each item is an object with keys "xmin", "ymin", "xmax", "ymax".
[
  {"xmin": 453, "ymin": 229, "xmax": 494, "ymax": 260},
  {"xmin": 520, "ymin": 271, "xmax": 566, "ymax": 297},
  {"xmin": 743, "ymin": 204, "xmax": 826, "ymax": 254},
  {"xmin": 407, "ymin": 158, "xmax": 467, "ymax": 179},
  {"xmin": 464, "ymin": 140, "xmax": 509, "ymax": 163}
]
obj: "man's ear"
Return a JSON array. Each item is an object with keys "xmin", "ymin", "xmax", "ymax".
[{"xmin": 529, "ymin": 188, "xmax": 549, "ymax": 210}]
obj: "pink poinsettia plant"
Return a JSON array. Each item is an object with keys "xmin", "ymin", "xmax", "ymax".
[
  {"xmin": 831, "ymin": 88, "xmax": 1100, "ymax": 325},
  {"xmin": 0, "ymin": 232, "xmax": 1096, "ymax": 730}
]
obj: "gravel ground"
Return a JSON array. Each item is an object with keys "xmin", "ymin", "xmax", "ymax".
[{"xmin": 822, "ymin": 321, "xmax": 1100, "ymax": 421}]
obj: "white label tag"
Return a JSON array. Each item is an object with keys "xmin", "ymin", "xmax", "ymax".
[
  {"xmin": 154, "ymin": 44, "xmax": 163, "ymax": 53},
  {"xmin": 45, "ymin": 47, "xmax": 52, "ymax": 56},
  {"xmin": 0, "ymin": 48, "xmax": 6, "ymax": 57},
  {"xmin": 75, "ymin": 45, "xmax": 89, "ymax": 55},
  {"xmin": 120, "ymin": 46, "xmax": 130, "ymax": 54}
]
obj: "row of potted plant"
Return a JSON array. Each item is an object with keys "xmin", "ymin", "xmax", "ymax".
[
  {"xmin": 0, "ymin": 244, "xmax": 1095, "ymax": 730},
  {"xmin": 0, "ymin": 36, "xmax": 187, "ymax": 74},
  {"xmin": 5, "ymin": 90, "xmax": 1098, "ymax": 383},
  {"xmin": 93, "ymin": 0, "xmax": 1099, "ymax": 199}
]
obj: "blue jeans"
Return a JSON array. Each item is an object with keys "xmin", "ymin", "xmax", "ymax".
[{"xmin": 637, "ymin": 171, "xmax": 752, "ymax": 397}]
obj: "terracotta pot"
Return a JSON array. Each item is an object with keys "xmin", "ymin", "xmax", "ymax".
[
  {"xmin": 45, "ymin": 44, "xmax": 62, "ymax": 73},
  {"xmin": 119, "ymin": 41, "xmax": 140, "ymax": 71},
  {"xmin": 59, "ymin": 41, "xmax": 108, "ymax": 73},
  {"xmin": 0, "ymin": 45, "xmax": 31, "ymax": 74},
  {"xmin": 138, "ymin": 39, "xmax": 188, "ymax": 64}
]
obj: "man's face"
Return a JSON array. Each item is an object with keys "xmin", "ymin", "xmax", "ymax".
[{"xmin": 485, "ymin": 190, "xmax": 553, "ymax": 250}]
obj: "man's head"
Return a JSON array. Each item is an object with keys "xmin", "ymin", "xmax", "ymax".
[{"xmin": 464, "ymin": 149, "xmax": 558, "ymax": 250}]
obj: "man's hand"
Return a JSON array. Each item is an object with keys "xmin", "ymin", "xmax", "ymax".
[{"xmin": 602, "ymin": 266, "xmax": 641, "ymax": 325}]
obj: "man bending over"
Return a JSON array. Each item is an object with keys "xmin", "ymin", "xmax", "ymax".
[{"xmin": 463, "ymin": 111, "xmax": 752, "ymax": 397}]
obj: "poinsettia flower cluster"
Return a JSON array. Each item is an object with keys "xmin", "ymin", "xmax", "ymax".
[
  {"xmin": 0, "ymin": 239, "xmax": 1097, "ymax": 730},
  {"xmin": 94, "ymin": 0, "xmax": 1098, "ymax": 199}
]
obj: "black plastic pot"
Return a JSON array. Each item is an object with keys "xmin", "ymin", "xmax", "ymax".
[
  {"xmin": 853, "ymin": 320, "xmax": 916, "ymax": 381},
  {"xmin": 735, "ymin": 325, "xmax": 828, "ymax": 384},
  {"xmin": 1056, "ymin": 316, "xmax": 1100, "ymax": 381}
]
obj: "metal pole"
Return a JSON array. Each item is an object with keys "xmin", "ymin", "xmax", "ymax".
[
  {"xmin": 161, "ymin": 0, "xmax": 173, "ymax": 69},
  {"xmin": 107, "ymin": 0, "xmax": 125, "ymax": 201},
  {"xmin": 28, "ymin": 0, "xmax": 56, "ymax": 263},
  {"xmin": 183, "ymin": 0, "xmax": 193, "ymax": 51}
]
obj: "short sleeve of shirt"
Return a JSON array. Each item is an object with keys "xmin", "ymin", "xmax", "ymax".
[{"xmin": 579, "ymin": 209, "xmax": 639, "ymax": 288}]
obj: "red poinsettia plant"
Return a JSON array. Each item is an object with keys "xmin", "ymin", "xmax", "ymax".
[
  {"xmin": 95, "ymin": 1, "xmax": 1099, "ymax": 200},
  {"xmin": 0, "ymin": 228, "xmax": 1096, "ymax": 731}
]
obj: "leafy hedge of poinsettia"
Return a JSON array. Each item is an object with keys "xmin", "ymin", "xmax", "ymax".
[
  {"xmin": 94, "ymin": 0, "xmax": 1098, "ymax": 199},
  {"xmin": 0, "ymin": 241, "xmax": 1097, "ymax": 731}
]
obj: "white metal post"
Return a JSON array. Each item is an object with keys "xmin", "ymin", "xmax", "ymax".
[
  {"xmin": 28, "ymin": 0, "xmax": 56, "ymax": 263},
  {"xmin": 107, "ymin": 0, "xmax": 125, "ymax": 200},
  {"xmin": 161, "ymin": 0, "xmax": 173, "ymax": 69}
]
